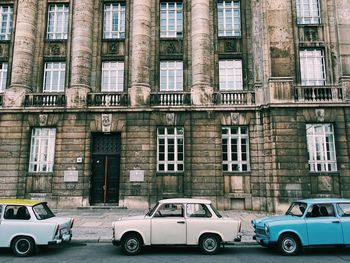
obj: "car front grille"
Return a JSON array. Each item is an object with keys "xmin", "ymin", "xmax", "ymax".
[{"xmin": 256, "ymin": 227, "xmax": 266, "ymax": 236}]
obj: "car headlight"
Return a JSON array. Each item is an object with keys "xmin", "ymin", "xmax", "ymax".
[
  {"xmin": 251, "ymin": 220, "xmax": 256, "ymax": 228},
  {"xmin": 264, "ymin": 224, "xmax": 269, "ymax": 235}
]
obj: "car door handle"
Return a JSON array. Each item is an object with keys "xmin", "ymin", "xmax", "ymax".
[
  {"xmin": 332, "ymin": 220, "xmax": 340, "ymax": 224},
  {"xmin": 177, "ymin": 221, "xmax": 185, "ymax": 224}
]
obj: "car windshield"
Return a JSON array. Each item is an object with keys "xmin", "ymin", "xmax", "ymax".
[
  {"xmin": 33, "ymin": 203, "xmax": 55, "ymax": 220},
  {"xmin": 285, "ymin": 202, "xmax": 307, "ymax": 217},
  {"xmin": 210, "ymin": 204, "xmax": 223, "ymax": 218},
  {"xmin": 146, "ymin": 202, "xmax": 159, "ymax": 216}
]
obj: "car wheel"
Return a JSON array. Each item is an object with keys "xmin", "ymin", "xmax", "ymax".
[
  {"xmin": 11, "ymin": 236, "xmax": 35, "ymax": 257},
  {"xmin": 278, "ymin": 234, "xmax": 301, "ymax": 256},
  {"xmin": 199, "ymin": 234, "xmax": 220, "ymax": 255},
  {"xmin": 121, "ymin": 233, "xmax": 143, "ymax": 255}
]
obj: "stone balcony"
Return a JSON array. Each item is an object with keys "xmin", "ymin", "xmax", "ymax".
[
  {"xmin": 294, "ymin": 85, "xmax": 343, "ymax": 102},
  {"xmin": 87, "ymin": 92, "xmax": 128, "ymax": 107},
  {"xmin": 213, "ymin": 91, "xmax": 256, "ymax": 105},
  {"xmin": 150, "ymin": 92, "xmax": 191, "ymax": 106},
  {"xmin": 24, "ymin": 93, "xmax": 66, "ymax": 107}
]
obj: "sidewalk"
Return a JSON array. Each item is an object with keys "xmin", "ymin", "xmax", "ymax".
[{"xmin": 55, "ymin": 208, "xmax": 272, "ymax": 244}]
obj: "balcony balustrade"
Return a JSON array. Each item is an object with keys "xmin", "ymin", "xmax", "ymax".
[
  {"xmin": 87, "ymin": 93, "xmax": 128, "ymax": 107},
  {"xmin": 151, "ymin": 92, "xmax": 191, "ymax": 106},
  {"xmin": 25, "ymin": 93, "xmax": 66, "ymax": 107},
  {"xmin": 294, "ymin": 85, "xmax": 343, "ymax": 102},
  {"xmin": 213, "ymin": 91, "xmax": 255, "ymax": 105}
]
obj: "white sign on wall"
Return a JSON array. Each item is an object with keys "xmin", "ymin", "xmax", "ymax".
[
  {"xmin": 64, "ymin": 170, "xmax": 79, "ymax": 182},
  {"xmin": 130, "ymin": 170, "xmax": 144, "ymax": 182}
]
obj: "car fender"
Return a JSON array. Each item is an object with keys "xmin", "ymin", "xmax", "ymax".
[
  {"xmin": 119, "ymin": 228, "xmax": 150, "ymax": 245},
  {"xmin": 276, "ymin": 229, "xmax": 306, "ymax": 246},
  {"xmin": 196, "ymin": 230, "xmax": 223, "ymax": 245},
  {"xmin": 7, "ymin": 232, "xmax": 38, "ymax": 247}
]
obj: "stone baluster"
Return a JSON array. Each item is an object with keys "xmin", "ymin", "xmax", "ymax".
[
  {"xmin": 4, "ymin": 0, "xmax": 38, "ymax": 107},
  {"xmin": 66, "ymin": 0, "xmax": 94, "ymax": 107},
  {"xmin": 129, "ymin": 0, "xmax": 152, "ymax": 106},
  {"xmin": 191, "ymin": 0, "xmax": 213, "ymax": 105}
]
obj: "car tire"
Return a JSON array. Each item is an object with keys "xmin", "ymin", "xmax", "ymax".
[
  {"xmin": 199, "ymin": 234, "xmax": 220, "ymax": 255},
  {"xmin": 121, "ymin": 233, "xmax": 143, "ymax": 255},
  {"xmin": 11, "ymin": 236, "xmax": 35, "ymax": 257},
  {"xmin": 278, "ymin": 233, "xmax": 301, "ymax": 256}
]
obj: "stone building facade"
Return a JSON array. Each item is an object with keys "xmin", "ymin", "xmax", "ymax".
[{"xmin": 0, "ymin": 0, "xmax": 350, "ymax": 212}]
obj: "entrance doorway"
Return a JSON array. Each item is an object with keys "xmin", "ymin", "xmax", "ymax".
[{"xmin": 91, "ymin": 133, "xmax": 121, "ymax": 204}]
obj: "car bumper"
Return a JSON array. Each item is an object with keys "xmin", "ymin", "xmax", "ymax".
[
  {"xmin": 253, "ymin": 235, "xmax": 277, "ymax": 248},
  {"xmin": 48, "ymin": 232, "xmax": 72, "ymax": 245},
  {"xmin": 112, "ymin": 239, "xmax": 121, "ymax": 246}
]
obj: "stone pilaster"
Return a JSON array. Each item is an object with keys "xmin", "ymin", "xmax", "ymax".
[
  {"xmin": 128, "ymin": 0, "xmax": 152, "ymax": 107},
  {"xmin": 3, "ymin": 0, "xmax": 38, "ymax": 107},
  {"xmin": 191, "ymin": 0, "xmax": 213, "ymax": 106},
  {"xmin": 67, "ymin": 0, "xmax": 94, "ymax": 108}
]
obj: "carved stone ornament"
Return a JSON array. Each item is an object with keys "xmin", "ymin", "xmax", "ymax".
[
  {"xmin": 165, "ymin": 113, "xmax": 175, "ymax": 125},
  {"xmin": 108, "ymin": 42, "xmax": 119, "ymax": 54},
  {"xmin": 102, "ymin": 113, "xmax": 112, "ymax": 133},
  {"xmin": 224, "ymin": 40, "xmax": 236, "ymax": 52},
  {"xmin": 166, "ymin": 42, "xmax": 177, "ymax": 54},
  {"xmin": 0, "ymin": 45, "xmax": 3, "ymax": 56},
  {"xmin": 315, "ymin": 109, "xmax": 325, "ymax": 122},
  {"xmin": 231, "ymin": 112, "xmax": 240, "ymax": 125},
  {"xmin": 39, "ymin": 114, "xmax": 48, "ymax": 126},
  {"xmin": 50, "ymin": 44, "xmax": 60, "ymax": 55}
]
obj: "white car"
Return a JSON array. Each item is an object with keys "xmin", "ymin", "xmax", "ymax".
[
  {"xmin": 0, "ymin": 199, "xmax": 74, "ymax": 257},
  {"xmin": 112, "ymin": 198, "xmax": 242, "ymax": 255}
]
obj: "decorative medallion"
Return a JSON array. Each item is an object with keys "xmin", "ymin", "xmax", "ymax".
[
  {"xmin": 102, "ymin": 113, "xmax": 112, "ymax": 133},
  {"xmin": 39, "ymin": 114, "xmax": 48, "ymax": 126}
]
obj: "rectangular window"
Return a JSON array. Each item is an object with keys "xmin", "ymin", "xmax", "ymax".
[
  {"xmin": 160, "ymin": 2, "xmax": 183, "ymax": 38},
  {"xmin": 306, "ymin": 124, "xmax": 337, "ymax": 172},
  {"xmin": 29, "ymin": 128, "xmax": 56, "ymax": 173},
  {"xmin": 157, "ymin": 127, "xmax": 184, "ymax": 172},
  {"xmin": 0, "ymin": 62, "xmax": 7, "ymax": 92},
  {"xmin": 103, "ymin": 3, "xmax": 126, "ymax": 39},
  {"xmin": 47, "ymin": 4, "xmax": 69, "ymax": 40},
  {"xmin": 160, "ymin": 61, "xmax": 183, "ymax": 91},
  {"xmin": 217, "ymin": 0, "xmax": 241, "ymax": 37},
  {"xmin": 300, "ymin": 49, "xmax": 325, "ymax": 86},
  {"xmin": 296, "ymin": 0, "xmax": 321, "ymax": 24},
  {"xmin": 101, "ymin": 61, "xmax": 124, "ymax": 92},
  {"xmin": 0, "ymin": 5, "xmax": 13, "ymax": 40},
  {"xmin": 222, "ymin": 126, "xmax": 250, "ymax": 172},
  {"xmin": 43, "ymin": 62, "xmax": 66, "ymax": 92},
  {"xmin": 219, "ymin": 60, "xmax": 243, "ymax": 90}
]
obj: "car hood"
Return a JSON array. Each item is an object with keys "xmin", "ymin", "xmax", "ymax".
[{"xmin": 253, "ymin": 215, "xmax": 299, "ymax": 228}]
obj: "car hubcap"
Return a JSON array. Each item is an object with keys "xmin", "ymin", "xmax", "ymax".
[
  {"xmin": 126, "ymin": 238, "xmax": 139, "ymax": 252},
  {"xmin": 16, "ymin": 239, "xmax": 30, "ymax": 254},
  {"xmin": 204, "ymin": 237, "xmax": 217, "ymax": 252},
  {"xmin": 282, "ymin": 238, "xmax": 296, "ymax": 253}
]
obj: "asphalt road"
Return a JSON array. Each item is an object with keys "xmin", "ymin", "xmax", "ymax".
[{"xmin": 1, "ymin": 243, "xmax": 350, "ymax": 263}]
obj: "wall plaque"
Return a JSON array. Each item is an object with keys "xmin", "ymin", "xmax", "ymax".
[
  {"xmin": 130, "ymin": 170, "xmax": 144, "ymax": 182},
  {"xmin": 64, "ymin": 170, "xmax": 79, "ymax": 182}
]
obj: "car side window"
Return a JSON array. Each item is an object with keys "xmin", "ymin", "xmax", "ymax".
[
  {"xmin": 0, "ymin": 205, "xmax": 2, "ymax": 218},
  {"xmin": 306, "ymin": 204, "xmax": 335, "ymax": 218},
  {"xmin": 337, "ymin": 203, "xmax": 350, "ymax": 217},
  {"xmin": 186, "ymin": 204, "xmax": 212, "ymax": 218},
  {"xmin": 4, "ymin": 205, "xmax": 31, "ymax": 220},
  {"xmin": 154, "ymin": 203, "xmax": 184, "ymax": 217}
]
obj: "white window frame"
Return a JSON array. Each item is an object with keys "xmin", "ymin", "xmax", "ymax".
[
  {"xmin": 0, "ymin": 62, "xmax": 7, "ymax": 92},
  {"xmin": 222, "ymin": 126, "xmax": 250, "ymax": 172},
  {"xmin": 160, "ymin": 61, "xmax": 183, "ymax": 91},
  {"xmin": 0, "ymin": 5, "xmax": 12, "ymax": 40},
  {"xmin": 103, "ymin": 3, "xmax": 126, "ymax": 39},
  {"xmin": 43, "ymin": 62, "xmax": 66, "ymax": 92},
  {"xmin": 219, "ymin": 59, "xmax": 243, "ymax": 90},
  {"xmin": 47, "ymin": 4, "xmax": 69, "ymax": 40},
  {"xmin": 157, "ymin": 127, "xmax": 184, "ymax": 172},
  {"xmin": 29, "ymin": 128, "xmax": 56, "ymax": 173},
  {"xmin": 306, "ymin": 124, "xmax": 337, "ymax": 172},
  {"xmin": 300, "ymin": 49, "xmax": 325, "ymax": 86},
  {"xmin": 160, "ymin": 2, "xmax": 183, "ymax": 38},
  {"xmin": 101, "ymin": 61, "xmax": 124, "ymax": 92},
  {"xmin": 296, "ymin": 0, "xmax": 321, "ymax": 25},
  {"xmin": 217, "ymin": 0, "xmax": 241, "ymax": 37}
]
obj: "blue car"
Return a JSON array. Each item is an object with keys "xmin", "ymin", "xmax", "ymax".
[{"xmin": 252, "ymin": 198, "xmax": 350, "ymax": 255}]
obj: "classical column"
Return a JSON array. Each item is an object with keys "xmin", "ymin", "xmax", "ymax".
[
  {"xmin": 66, "ymin": 0, "xmax": 94, "ymax": 107},
  {"xmin": 4, "ymin": 0, "xmax": 38, "ymax": 107},
  {"xmin": 191, "ymin": 0, "xmax": 213, "ymax": 105},
  {"xmin": 129, "ymin": 0, "xmax": 152, "ymax": 106}
]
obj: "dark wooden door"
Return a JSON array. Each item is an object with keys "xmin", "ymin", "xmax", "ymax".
[{"xmin": 91, "ymin": 134, "xmax": 121, "ymax": 204}]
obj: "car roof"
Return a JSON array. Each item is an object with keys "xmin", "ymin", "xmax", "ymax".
[
  {"xmin": 296, "ymin": 198, "xmax": 350, "ymax": 204},
  {"xmin": 159, "ymin": 198, "xmax": 212, "ymax": 204},
  {"xmin": 0, "ymin": 199, "xmax": 44, "ymax": 206}
]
